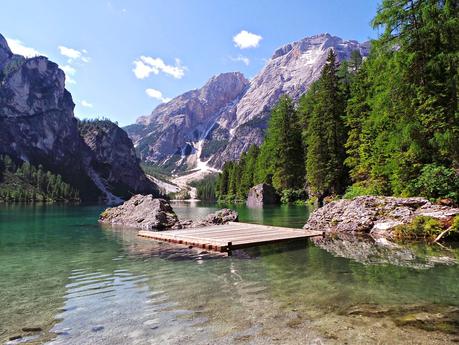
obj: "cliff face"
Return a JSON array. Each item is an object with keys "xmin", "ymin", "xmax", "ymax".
[
  {"xmin": 209, "ymin": 33, "xmax": 370, "ymax": 167},
  {"xmin": 127, "ymin": 34, "xmax": 369, "ymax": 171},
  {"xmin": 125, "ymin": 72, "xmax": 249, "ymax": 171},
  {"xmin": 79, "ymin": 120, "xmax": 156, "ymax": 199},
  {"xmin": 0, "ymin": 33, "xmax": 157, "ymax": 202}
]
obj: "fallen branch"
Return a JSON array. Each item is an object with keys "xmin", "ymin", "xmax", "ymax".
[{"xmin": 433, "ymin": 226, "xmax": 453, "ymax": 243}]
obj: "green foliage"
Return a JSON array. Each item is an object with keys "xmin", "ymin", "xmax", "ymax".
[
  {"xmin": 301, "ymin": 50, "xmax": 348, "ymax": 200},
  {"xmin": 343, "ymin": 0, "xmax": 459, "ymax": 200},
  {"xmin": 77, "ymin": 118, "xmax": 119, "ymax": 135},
  {"xmin": 0, "ymin": 155, "xmax": 80, "ymax": 202},
  {"xmin": 393, "ymin": 216, "xmax": 447, "ymax": 241},
  {"xmin": 217, "ymin": 97, "xmax": 306, "ymax": 203},
  {"xmin": 280, "ymin": 189, "xmax": 308, "ymax": 204},
  {"xmin": 413, "ymin": 164, "xmax": 459, "ymax": 202},
  {"xmin": 141, "ymin": 163, "xmax": 176, "ymax": 185},
  {"xmin": 343, "ymin": 184, "xmax": 376, "ymax": 200},
  {"xmin": 200, "ymin": 140, "xmax": 229, "ymax": 160},
  {"xmin": 190, "ymin": 175, "xmax": 218, "ymax": 201}
]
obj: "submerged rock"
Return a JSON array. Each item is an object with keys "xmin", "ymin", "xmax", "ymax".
[
  {"xmin": 304, "ymin": 196, "xmax": 459, "ymax": 239},
  {"xmin": 246, "ymin": 183, "xmax": 280, "ymax": 207},
  {"xmin": 99, "ymin": 194, "xmax": 238, "ymax": 230}
]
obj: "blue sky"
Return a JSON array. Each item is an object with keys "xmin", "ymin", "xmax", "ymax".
[{"xmin": 1, "ymin": 0, "xmax": 379, "ymax": 126}]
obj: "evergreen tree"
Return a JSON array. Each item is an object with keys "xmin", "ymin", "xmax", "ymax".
[{"xmin": 304, "ymin": 49, "xmax": 347, "ymax": 201}]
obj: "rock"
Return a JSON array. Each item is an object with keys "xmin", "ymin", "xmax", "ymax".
[
  {"xmin": 99, "ymin": 195, "xmax": 179, "ymax": 230},
  {"xmin": 190, "ymin": 208, "xmax": 238, "ymax": 227},
  {"xmin": 124, "ymin": 72, "xmax": 249, "ymax": 171},
  {"xmin": 99, "ymin": 195, "xmax": 238, "ymax": 230},
  {"xmin": 79, "ymin": 120, "xmax": 157, "ymax": 199},
  {"xmin": 246, "ymin": 183, "xmax": 280, "ymax": 207},
  {"xmin": 21, "ymin": 327, "xmax": 42, "ymax": 332},
  {"xmin": 303, "ymin": 196, "xmax": 459, "ymax": 239}
]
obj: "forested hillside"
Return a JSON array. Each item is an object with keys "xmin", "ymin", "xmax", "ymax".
[
  {"xmin": 217, "ymin": 0, "xmax": 459, "ymax": 205},
  {"xmin": 0, "ymin": 155, "xmax": 80, "ymax": 202}
]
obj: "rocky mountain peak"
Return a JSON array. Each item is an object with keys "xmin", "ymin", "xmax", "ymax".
[
  {"xmin": 126, "ymin": 33, "xmax": 370, "ymax": 172},
  {"xmin": 0, "ymin": 32, "xmax": 158, "ymax": 202},
  {"xmin": 0, "ymin": 33, "xmax": 13, "ymax": 69}
]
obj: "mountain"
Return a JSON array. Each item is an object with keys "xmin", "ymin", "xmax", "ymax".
[
  {"xmin": 127, "ymin": 33, "xmax": 370, "ymax": 171},
  {"xmin": 125, "ymin": 72, "xmax": 249, "ymax": 172},
  {"xmin": 0, "ymin": 33, "xmax": 158, "ymax": 202}
]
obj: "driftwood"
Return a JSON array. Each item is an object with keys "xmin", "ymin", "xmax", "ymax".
[{"xmin": 433, "ymin": 226, "xmax": 453, "ymax": 243}]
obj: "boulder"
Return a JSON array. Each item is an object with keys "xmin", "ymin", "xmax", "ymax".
[
  {"xmin": 303, "ymin": 196, "xmax": 459, "ymax": 239},
  {"xmin": 246, "ymin": 183, "xmax": 280, "ymax": 207},
  {"xmin": 99, "ymin": 195, "xmax": 179, "ymax": 230},
  {"xmin": 99, "ymin": 195, "xmax": 239, "ymax": 231},
  {"xmin": 190, "ymin": 209, "xmax": 238, "ymax": 227}
]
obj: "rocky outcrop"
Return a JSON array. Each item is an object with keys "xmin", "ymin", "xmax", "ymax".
[
  {"xmin": 0, "ymin": 33, "xmax": 157, "ymax": 202},
  {"xmin": 99, "ymin": 195, "xmax": 179, "ymax": 230},
  {"xmin": 79, "ymin": 120, "xmax": 156, "ymax": 199},
  {"xmin": 126, "ymin": 34, "xmax": 369, "ymax": 171},
  {"xmin": 303, "ymin": 196, "xmax": 459, "ymax": 238},
  {"xmin": 191, "ymin": 208, "xmax": 238, "ymax": 227},
  {"xmin": 99, "ymin": 194, "xmax": 238, "ymax": 230},
  {"xmin": 246, "ymin": 183, "xmax": 280, "ymax": 207},
  {"xmin": 124, "ymin": 72, "xmax": 249, "ymax": 171}
]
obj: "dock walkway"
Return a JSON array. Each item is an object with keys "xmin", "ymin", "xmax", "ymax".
[{"xmin": 138, "ymin": 222, "xmax": 323, "ymax": 254}]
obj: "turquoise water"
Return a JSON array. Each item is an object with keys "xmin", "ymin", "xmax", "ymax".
[{"xmin": 1, "ymin": 203, "xmax": 459, "ymax": 344}]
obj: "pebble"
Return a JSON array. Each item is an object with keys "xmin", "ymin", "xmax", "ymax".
[
  {"xmin": 21, "ymin": 327, "xmax": 42, "ymax": 332},
  {"xmin": 91, "ymin": 326, "xmax": 104, "ymax": 332}
]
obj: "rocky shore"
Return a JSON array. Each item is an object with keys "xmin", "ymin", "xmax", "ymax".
[
  {"xmin": 304, "ymin": 196, "xmax": 459, "ymax": 240},
  {"xmin": 99, "ymin": 194, "xmax": 238, "ymax": 230}
]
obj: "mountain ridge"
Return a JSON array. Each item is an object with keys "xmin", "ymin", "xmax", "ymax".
[
  {"xmin": 0, "ymin": 33, "xmax": 158, "ymax": 202},
  {"xmin": 126, "ymin": 33, "xmax": 370, "ymax": 172}
]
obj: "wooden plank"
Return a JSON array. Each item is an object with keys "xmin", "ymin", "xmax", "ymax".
[{"xmin": 138, "ymin": 222, "xmax": 323, "ymax": 254}]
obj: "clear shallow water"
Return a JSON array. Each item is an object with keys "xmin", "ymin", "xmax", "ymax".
[{"xmin": 1, "ymin": 203, "xmax": 459, "ymax": 345}]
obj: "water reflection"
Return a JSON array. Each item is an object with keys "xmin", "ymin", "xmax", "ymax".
[
  {"xmin": 2, "ymin": 204, "xmax": 459, "ymax": 345},
  {"xmin": 312, "ymin": 234, "xmax": 458, "ymax": 269}
]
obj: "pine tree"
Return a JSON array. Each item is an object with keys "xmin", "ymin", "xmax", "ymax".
[{"xmin": 305, "ymin": 49, "xmax": 347, "ymax": 201}]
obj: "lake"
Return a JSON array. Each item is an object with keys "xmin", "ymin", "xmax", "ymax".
[{"xmin": 1, "ymin": 202, "xmax": 459, "ymax": 344}]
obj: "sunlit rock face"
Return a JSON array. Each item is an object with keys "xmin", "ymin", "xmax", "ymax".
[
  {"xmin": 0, "ymin": 33, "xmax": 157, "ymax": 201},
  {"xmin": 125, "ymin": 72, "xmax": 249, "ymax": 172},
  {"xmin": 127, "ymin": 34, "xmax": 369, "ymax": 171}
]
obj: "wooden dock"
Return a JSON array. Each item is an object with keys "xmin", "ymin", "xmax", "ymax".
[{"xmin": 138, "ymin": 222, "xmax": 323, "ymax": 254}]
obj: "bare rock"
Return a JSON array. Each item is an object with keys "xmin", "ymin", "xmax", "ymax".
[
  {"xmin": 303, "ymin": 196, "xmax": 459, "ymax": 238},
  {"xmin": 99, "ymin": 195, "xmax": 238, "ymax": 230},
  {"xmin": 191, "ymin": 208, "xmax": 238, "ymax": 227},
  {"xmin": 99, "ymin": 195, "xmax": 179, "ymax": 230},
  {"xmin": 246, "ymin": 183, "xmax": 280, "ymax": 207}
]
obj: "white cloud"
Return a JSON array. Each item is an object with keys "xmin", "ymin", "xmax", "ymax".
[
  {"xmin": 145, "ymin": 88, "xmax": 171, "ymax": 103},
  {"xmin": 133, "ymin": 56, "xmax": 186, "ymax": 79},
  {"xmin": 80, "ymin": 100, "xmax": 93, "ymax": 108},
  {"xmin": 60, "ymin": 65, "xmax": 77, "ymax": 84},
  {"xmin": 58, "ymin": 46, "xmax": 90, "ymax": 63},
  {"xmin": 5, "ymin": 37, "xmax": 43, "ymax": 58},
  {"xmin": 61, "ymin": 64, "xmax": 76, "ymax": 75},
  {"xmin": 230, "ymin": 55, "xmax": 250, "ymax": 66},
  {"xmin": 233, "ymin": 30, "xmax": 262, "ymax": 49}
]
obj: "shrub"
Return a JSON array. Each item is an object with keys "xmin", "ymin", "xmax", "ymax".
[
  {"xmin": 393, "ymin": 216, "xmax": 446, "ymax": 240},
  {"xmin": 343, "ymin": 184, "xmax": 375, "ymax": 199},
  {"xmin": 280, "ymin": 189, "xmax": 307, "ymax": 204},
  {"xmin": 413, "ymin": 164, "xmax": 459, "ymax": 203}
]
